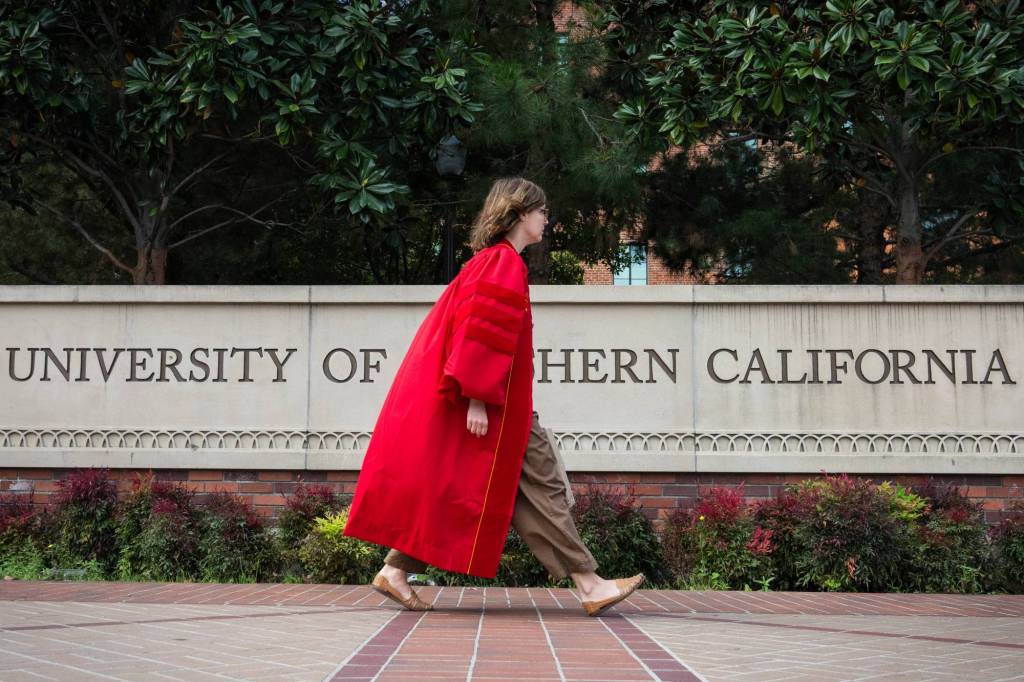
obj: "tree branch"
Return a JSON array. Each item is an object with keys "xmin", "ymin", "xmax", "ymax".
[
  {"xmin": 933, "ymin": 239, "xmax": 1018, "ymax": 269},
  {"xmin": 919, "ymin": 145, "xmax": 1024, "ymax": 173},
  {"xmin": 577, "ymin": 106, "xmax": 607, "ymax": 147},
  {"xmin": 90, "ymin": 0, "xmax": 127, "ymax": 111},
  {"xmin": 166, "ymin": 203, "xmax": 229, "ymax": 232},
  {"xmin": 167, "ymin": 199, "xmax": 286, "ymax": 249},
  {"xmin": 34, "ymin": 201, "xmax": 134, "ymax": 274},
  {"xmin": 66, "ymin": 13, "xmax": 119, "ymax": 83},
  {"xmin": 922, "ymin": 207, "xmax": 982, "ymax": 264},
  {"xmin": 835, "ymin": 159, "xmax": 899, "ymax": 213},
  {"xmin": 168, "ymin": 151, "xmax": 232, "ymax": 199},
  {"xmin": 20, "ymin": 132, "xmax": 143, "ymax": 237},
  {"xmin": 832, "ymin": 131, "xmax": 892, "ymax": 160},
  {"xmin": 3, "ymin": 256, "xmax": 58, "ymax": 284},
  {"xmin": 197, "ymin": 133, "xmax": 278, "ymax": 144}
]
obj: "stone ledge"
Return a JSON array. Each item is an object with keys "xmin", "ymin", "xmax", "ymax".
[
  {"xmin": 2, "ymin": 284, "xmax": 1022, "ymax": 305},
  {"xmin": 3, "ymin": 449, "xmax": 1023, "ymax": 474}
]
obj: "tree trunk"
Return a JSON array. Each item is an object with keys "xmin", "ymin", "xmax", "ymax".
[
  {"xmin": 533, "ymin": 1, "xmax": 556, "ymax": 30},
  {"xmin": 854, "ymin": 190, "xmax": 887, "ymax": 284},
  {"xmin": 129, "ymin": 189, "xmax": 168, "ymax": 282},
  {"xmin": 894, "ymin": 173, "xmax": 924, "ymax": 283},
  {"xmin": 526, "ymin": 237, "xmax": 550, "ymax": 284},
  {"xmin": 133, "ymin": 245, "xmax": 167, "ymax": 284}
]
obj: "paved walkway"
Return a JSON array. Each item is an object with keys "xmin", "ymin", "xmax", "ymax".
[{"xmin": 0, "ymin": 582, "xmax": 1022, "ymax": 681}]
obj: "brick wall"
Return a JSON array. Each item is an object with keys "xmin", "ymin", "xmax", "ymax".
[
  {"xmin": 3, "ymin": 468, "xmax": 1020, "ymax": 533},
  {"xmin": 581, "ymin": 262, "xmax": 612, "ymax": 285}
]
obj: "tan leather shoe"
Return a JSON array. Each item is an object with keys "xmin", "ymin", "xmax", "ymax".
[
  {"xmin": 371, "ymin": 573, "xmax": 434, "ymax": 611},
  {"xmin": 581, "ymin": 573, "xmax": 645, "ymax": 617}
]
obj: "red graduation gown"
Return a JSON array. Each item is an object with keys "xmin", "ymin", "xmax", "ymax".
[{"xmin": 343, "ymin": 238, "xmax": 533, "ymax": 578}]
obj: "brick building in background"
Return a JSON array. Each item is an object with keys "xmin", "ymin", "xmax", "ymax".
[
  {"xmin": 579, "ymin": 235, "xmax": 710, "ymax": 285},
  {"xmin": 553, "ymin": 2, "xmax": 716, "ymax": 287}
]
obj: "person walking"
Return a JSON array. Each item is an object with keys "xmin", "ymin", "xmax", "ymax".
[{"xmin": 343, "ymin": 177, "xmax": 644, "ymax": 616}]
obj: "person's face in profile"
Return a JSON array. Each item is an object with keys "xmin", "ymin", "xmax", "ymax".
[{"xmin": 518, "ymin": 204, "xmax": 548, "ymax": 245}]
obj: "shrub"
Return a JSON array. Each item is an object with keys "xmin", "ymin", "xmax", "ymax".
[
  {"xmin": 431, "ymin": 485, "xmax": 669, "ymax": 588},
  {"xmin": 276, "ymin": 482, "xmax": 347, "ymax": 578},
  {"xmin": 907, "ymin": 481, "xmax": 990, "ymax": 593},
  {"xmin": 878, "ymin": 481, "xmax": 928, "ymax": 523},
  {"xmin": 990, "ymin": 501, "xmax": 1024, "ymax": 594},
  {"xmin": 425, "ymin": 528, "xmax": 550, "ymax": 588},
  {"xmin": 492, "ymin": 529, "xmax": 556, "ymax": 586},
  {"xmin": 0, "ymin": 491, "xmax": 37, "ymax": 546},
  {"xmin": 572, "ymin": 485, "xmax": 671, "ymax": 587},
  {"xmin": 788, "ymin": 474, "xmax": 915, "ymax": 592},
  {"xmin": 298, "ymin": 509, "xmax": 386, "ymax": 584},
  {"xmin": 115, "ymin": 473, "xmax": 202, "ymax": 581},
  {"xmin": 0, "ymin": 492, "xmax": 49, "ymax": 580},
  {"xmin": 0, "ymin": 536, "xmax": 49, "ymax": 580},
  {"xmin": 48, "ymin": 468, "xmax": 120, "ymax": 576},
  {"xmin": 664, "ymin": 484, "xmax": 776, "ymax": 590},
  {"xmin": 277, "ymin": 482, "xmax": 345, "ymax": 549},
  {"xmin": 753, "ymin": 483, "xmax": 821, "ymax": 590},
  {"xmin": 197, "ymin": 492, "xmax": 278, "ymax": 582}
]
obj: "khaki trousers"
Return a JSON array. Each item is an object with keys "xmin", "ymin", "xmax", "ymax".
[{"xmin": 385, "ymin": 410, "xmax": 598, "ymax": 580}]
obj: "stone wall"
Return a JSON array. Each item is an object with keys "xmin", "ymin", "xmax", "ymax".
[{"xmin": 1, "ymin": 285, "xmax": 1021, "ymax": 532}]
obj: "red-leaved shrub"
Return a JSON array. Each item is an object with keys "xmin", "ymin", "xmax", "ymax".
[
  {"xmin": 197, "ymin": 491, "xmax": 277, "ymax": 582},
  {"xmin": 115, "ymin": 472, "xmax": 201, "ymax": 581},
  {"xmin": 0, "ymin": 492, "xmax": 35, "ymax": 537},
  {"xmin": 278, "ymin": 482, "xmax": 344, "ymax": 547},
  {"xmin": 49, "ymin": 468, "xmax": 119, "ymax": 574},
  {"xmin": 664, "ymin": 483, "xmax": 776, "ymax": 590}
]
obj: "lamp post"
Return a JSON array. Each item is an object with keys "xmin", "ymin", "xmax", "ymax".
[{"xmin": 434, "ymin": 134, "xmax": 466, "ymax": 283}]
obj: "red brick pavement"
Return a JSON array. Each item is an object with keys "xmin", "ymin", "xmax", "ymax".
[
  {"xmin": 3, "ymin": 581, "xmax": 1021, "ymax": 617},
  {"xmin": 2, "ymin": 581, "xmax": 1023, "ymax": 681}
]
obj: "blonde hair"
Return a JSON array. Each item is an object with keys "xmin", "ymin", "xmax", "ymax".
[{"xmin": 468, "ymin": 177, "xmax": 547, "ymax": 252}]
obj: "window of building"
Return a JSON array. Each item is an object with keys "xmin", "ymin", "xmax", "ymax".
[
  {"xmin": 555, "ymin": 33, "xmax": 570, "ymax": 67},
  {"xmin": 726, "ymin": 130, "xmax": 758, "ymax": 152},
  {"xmin": 613, "ymin": 243, "xmax": 647, "ymax": 285}
]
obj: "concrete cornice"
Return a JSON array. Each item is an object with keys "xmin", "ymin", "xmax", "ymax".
[{"xmin": 1, "ymin": 284, "xmax": 1023, "ymax": 305}]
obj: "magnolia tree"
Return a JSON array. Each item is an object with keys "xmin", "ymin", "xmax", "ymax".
[
  {"xmin": 609, "ymin": 0, "xmax": 1024, "ymax": 283},
  {"xmin": 0, "ymin": 0, "xmax": 479, "ymax": 283}
]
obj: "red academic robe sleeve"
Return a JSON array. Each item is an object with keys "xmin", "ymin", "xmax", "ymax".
[{"xmin": 438, "ymin": 248, "xmax": 528, "ymax": 406}]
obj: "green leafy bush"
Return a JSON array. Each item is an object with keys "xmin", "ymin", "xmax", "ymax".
[
  {"xmin": 429, "ymin": 486, "xmax": 670, "ymax": 588},
  {"xmin": 115, "ymin": 473, "xmax": 202, "ymax": 581},
  {"xmin": 573, "ymin": 486, "xmax": 670, "ymax": 587},
  {"xmin": 298, "ymin": 509, "xmax": 386, "ymax": 584},
  {"xmin": 990, "ymin": 501, "xmax": 1024, "ymax": 594},
  {"xmin": 48, "ymin": 468, "xmax": 119, "ymax": 576},
  {"xmin": 276, "ymin": 482, "xmax": 347, "ymax": 579},
  {"xmin": 664, "ymin": 484, "xmax": 775, "ymax": 590},
  {"xmin": 878, "ymin": 481, "xmax": 928, "ymax": 523},
  {"xmin": 197, "ymin": 492, "xmax": 278, "ymax": 583},
  {"xmin": 492, "ymin": 528, "xmax": 560, "ymax": 587},
  {"xmin": 0, "ymin": 537, "xmax": 49, "ymax": 580},
  {"xmin": 907, "ymin": 482, "xmax": 990, "ymax": 593},
  {"xmin": 1, "ymin": 466, "xmax": 1018, "ymax": 593},
  {"xmin": 425, "ymin": 527, "xmax": 550, "ymax": 587},
  {"xmin": 0, "ymin": 492, "xmax": 49, "ymax": 580},
  {"xmin": 790, "ymin": 475, "xmax": 916, "ymax": 591}
]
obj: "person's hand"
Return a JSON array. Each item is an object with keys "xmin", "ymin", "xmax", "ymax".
[{"xmin": 467, "ymin": 398, "xmax": 488, "ymax": 437}]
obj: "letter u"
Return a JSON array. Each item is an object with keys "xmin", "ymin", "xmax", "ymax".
[{"xmin": 7, "ymin": 347, "xmax": 37, "ymax": 382}]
